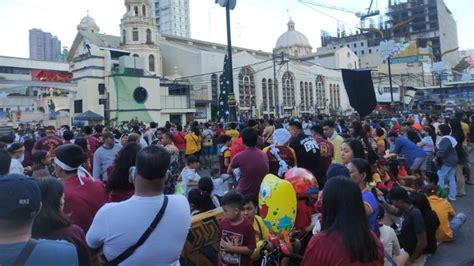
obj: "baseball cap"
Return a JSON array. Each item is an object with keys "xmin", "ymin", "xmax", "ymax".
[{"xmin": 0, "ymin": 174, "xmax": 41, "ymax": 219}]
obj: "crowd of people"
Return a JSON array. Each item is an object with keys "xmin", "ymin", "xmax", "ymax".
[{"xmin": 0, "ymin": 111, "xmax": 473, "ymax": 265}]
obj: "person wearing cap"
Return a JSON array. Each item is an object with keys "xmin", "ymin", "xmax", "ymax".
[
  {"xmin": 423, "ymin": 183, "xmax": 467, "ymax": 242},
  {"xmin": 386, "ymin": 186, "xmax": 427, "ymax": 265},
  {"xmin": 262, "ymin": 128, "xmax": 297, "ymax": 177},
  {"xmin": 0, "ymin": 174, "xmax": 78, "ymax": 265},
  {"xmin": 7, "ymin": 143, "xmax": 26, "ymax": 175},
  {"xmin": 86, "ymin": 146, "xmax": 191, "ymax": 265},
  {"xmin": 55, "ymin": 144, "xmax": 107, "ymax": 233},
  {"xmin": 32, "ymin": 126, "xmax": 63, "ymax": 158},
  {"xmin": 92, "ymin": 132, "xmax": 121, "ymax": 182}
]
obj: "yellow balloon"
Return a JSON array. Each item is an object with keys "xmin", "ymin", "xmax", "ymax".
[{"xmin": 258, "ymin": 174, "xmax": 297, "ymax": 234}]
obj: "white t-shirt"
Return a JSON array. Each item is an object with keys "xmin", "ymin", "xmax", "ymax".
[
  {"xmin": 180, "ymin": 167, "xmax": 201, "ymax": 195},
  {"xmin": 379, "ymin": 224, "xmax": 401, "ymax": 266},
  {"xmin": 86, "ymin": 194, "xmax": 191, "ymax": 266},
  {"xmin": 212, "ymin": 175, "xmax": 229, "ymax": 197},
  {"xmin": 9, "ymin": 159, "xmax": 24, "ymax": 174}
]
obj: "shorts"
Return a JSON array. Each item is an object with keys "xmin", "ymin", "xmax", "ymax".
[
  {"xmin": 411, "ymin": 156, "xmax": 428, "ymax": 171},
  {"xmin": 201, "ymin": 146, "xmax": 212, "ymax": 156}
]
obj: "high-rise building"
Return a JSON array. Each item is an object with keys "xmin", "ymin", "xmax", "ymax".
[
  {"xmin": 29, "ymin": 28, "xmax": 62, "ymax": 61},
  {"xmin": 150, "ymin": 0, "xmax": 190, "ymax": 38},
  {"xmin": 319, "ymin": 0, "xmax": 459, "ymax": 67}
]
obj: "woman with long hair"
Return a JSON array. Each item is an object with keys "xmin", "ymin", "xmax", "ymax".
[
  {"xmin": 302, "ymin": 176, "xmax": 384, "ymax": 265},
  {"xmin": 409, "ymin": 192, "xmax": 440, "ymax": 255},
  {"xmin": 107, "ymin": 142, "xmax": 141, "ymax": 202},
  {"xmin": 32, "ymin": 177, "xmax": 91, "ymax": 266},
  {"xmin": 449, "ymin": 118, "xmax": 467, "ymax": 197},
  {"xmin": 340, "ymin": 138, "xmax": 366, "ymax": 165},
  {"xmin": 347, "ymin": 158, "xmax": 380, "ymax": 233}
]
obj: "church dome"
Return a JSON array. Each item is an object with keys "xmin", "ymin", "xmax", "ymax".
[
  {"xmin": 77, "ymin": 15, "xmax": 100, "ymax": 33},
  {"xmin": 275, "ymin": 19, "xmax": 311, "ymax": 49}
]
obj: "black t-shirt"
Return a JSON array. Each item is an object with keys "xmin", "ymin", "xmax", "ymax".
[
  {"xmin": 399, "ymin": 207, "xmax": 425, "ymax": 255},
  {"xmin": 289, "ymin": 133, "xmax": 324, "ymax": 186},
  {"xmin": 424, "ymin": 210, "xmax": 440, "ymax": 254}
]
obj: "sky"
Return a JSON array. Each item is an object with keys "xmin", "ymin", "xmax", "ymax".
[{"xmin": 0, "ymin": 0, "xmax": 472, "ymax": 58}]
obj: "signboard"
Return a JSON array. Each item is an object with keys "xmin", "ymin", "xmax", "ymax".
[{"xmin": 390, "ymin": 55, "xmax": 420, "ymax": 64}]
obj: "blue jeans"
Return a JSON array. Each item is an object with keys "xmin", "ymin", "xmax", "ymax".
[
  {"xmin": 438, "ymin": 165, "xmax": 457, "ymax": 200},
  {"xmin": 450, "ymin": 213, "xmax": 467, "ymax": 239}
]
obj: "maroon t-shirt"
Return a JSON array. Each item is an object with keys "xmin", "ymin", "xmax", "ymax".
[
  {"xmin": 33, "ymin": 135, "xmax": 63, "ymax": 157},
  {"xmin": 231, "ymin": 147, "xmax": 269, "ymax": 196},
  {"xmin": 173, "ymin": 132, "xmax": 186, "ymax": 151},
  {"xmin": 41, "ymin": 224, "xmax": 91, "ymax": 266},
  {"xmin": 63, "ymin": 176, "xmax": 108, "ymax": 232},
  {"xmin": 302, "ymin": 231, "xmax": 384, "ymax": 266},
  {"xmin": 219, "ymin": 218, "xmax": 256, "ymax": 266},
  {"xmin": 315, "ymin": 136, "xmax": 334, "ymax": 177}
]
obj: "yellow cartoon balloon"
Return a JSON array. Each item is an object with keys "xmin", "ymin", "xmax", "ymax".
[{"xmin": 259, "ymin": 174, "xmax": 297, "ymax": 234}]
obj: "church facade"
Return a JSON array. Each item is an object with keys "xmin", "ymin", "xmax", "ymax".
[{"xmin": 68, "ymin": 0, "xmax": 354, "ymax": 125}]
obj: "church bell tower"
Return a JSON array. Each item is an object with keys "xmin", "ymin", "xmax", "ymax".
[{"xmin": 120, "ymin": 0, "xmax": 163, "ymax": 76}]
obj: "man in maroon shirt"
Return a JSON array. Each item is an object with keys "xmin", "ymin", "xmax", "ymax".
[
  {"xmin": 33, "ymin": 126, "xmax": 63, "ymax": 158},
  {"xmin": 311, "ymin": 125, "xmax": 334, "ymax": 182},
  {"xmin": 54, "ymin": 144, "xmax": 107, "ymax": 232},
  {"xmin": 228, "ymin": 128, "xmax": 269, "ymax": 197}
]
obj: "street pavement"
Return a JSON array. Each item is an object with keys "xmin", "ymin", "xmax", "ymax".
[{"xmin": 427, "ymin": 183, "xmax": 474, "ymax": 266}]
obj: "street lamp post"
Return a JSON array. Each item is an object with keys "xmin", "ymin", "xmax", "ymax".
[{"xmin": 216, "ymin": 0, "xmax": 237, "ymax": 122}]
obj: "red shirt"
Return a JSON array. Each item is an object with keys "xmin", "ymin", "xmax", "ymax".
[
  {"xmin": 33, "ymin": 135, "xmax": 63, "ymax": 157},
  {"xmin": 63, "ymin": 176, "xmax": 107, "ymax": 232},
  {"xmin": 108, "ymin": 187, "xmax": 134, "ymax": 203},
  {"xmin": 218, "ymin": 218, "xmax": 256, "ymax": 266},
  {"xmin": 230, "ymin": 147, "xmax": 269, "ymax": 197},
  {"xmin": 315, "ymin": 136, "xmax": 334, "ymax": 177},
  {"xmin": 230, "ymin": 138, "xmax": 246, "ymax": 159},
  {"xmin": 302, "ymin": 231, "xmax": 384, "ymax": 266},
  {"xmin": 173, "ymin": 131, "xmax": 186, "ymax": 151},
  {"xmin": 41, "ymin": 224, "xmax": 91, "ymax": 266},
  {"xmin": 294, "ymin": 199, "xmax": 316, "ymax": 237}
]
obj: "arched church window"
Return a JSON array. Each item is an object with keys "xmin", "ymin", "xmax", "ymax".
[
  {"xmin": 132, "ymin": 28, "xmax": 139, "ymax": 42},
  {"xmin": 122, "ymin": 30, "xmax": 126, "ymax": 44},
  {"xmin": 149, "ymin": 54, "xmax": 155, "ymax": 72},
  {"xmin": 304, "ymin": 82, "xmax": 309, "ymax": 112},
  {"xmin": 282, "ymin": 71, "xmax": 295, "ymax": 107},
  {"xmin": 142, "ymin": 5, "xmax": 147, "ymax": 16},
  {"xmin": 262, "ymin": 78, "xmax": 268, "ymax": 112},
  {"xmin": 211, "ymin": 74, "xmax": 219, "ymax": 105},
  {"xmin": 309, "ymin": 82, "xmax": 314, "ymax": 109},
  {"xmin": 146, "ymin": 29, "xmax": 152, "ymax": 44},
  {"xmin": 134, "ymin": 6, "xmax": 139, "ymax": 16},
  {"xmin": 132, "ymin": 54, "xmax": 139, "ymax": 58},
  {"xmin": 268, "ymin": 79, "xmax": 274, "ymax": 111},
  {"xmin": 300, "ymin": 82, "xmax": 304, "ymax": 111},
  {"xmin": 336, "ymin": 84, "xmax": 341, "ymax": 108},
  {"xmin": 238, "ymin": 67, "xmax": 256, "ymax": 108}
]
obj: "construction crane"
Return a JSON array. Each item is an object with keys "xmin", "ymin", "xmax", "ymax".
[{"xmin": 298, "ymin": 0, "xmax": 380, "ymax": 28}]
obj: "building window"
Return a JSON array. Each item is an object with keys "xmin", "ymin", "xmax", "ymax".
[
  {"xmin": 211, "ymin": 74, "xmax": 219, "ymax": 106},
  {"xmin": 134, "ymin": 6, "xmax": 139, "ymax": 16},
  {"xmin": 132, "ymin": 28, "xmax": 139, "ymax": 41},
  {"xmin": 98, "ymin": 83, "xmax": 106, "ymax": 95},
  {"xmin": 309, "ymin": 82, "xmax": 314, "ymax": 110},
  {"xmin": 354, "ymin": 43, "xmax": 357, "ymax": 48},
  {"xmin": 142, "ymin": 5, "xmax": 146, "ymax": 16},
  {"xmin": 262, "ymin": 78, "xmax": 268, "ymax": 112},
  {"xmin": 149, "ymin": 54, "xmax": 155, "ymax": 72},
  {"xmin": 122, "ymin": 30, "xmax": 126, "ymax": 44},
  {"xmin": 361, "ymin": 42, "xmax": 364, "ymax": 46},
  {"xmin": 238, "ymin": 67, "xmax": 256, "ymax": 108},
  {"xmin": 336, "ymin": 84, "xmax": 341, "ymax": 109},
  {"xmin": 369, "ymin": 49, "xmax": 372, "ymax": 54},
  {"xmin": 300, "ymin": 81, "xmax": 305, "ymax": 111},
  {"xmin": 74, "ymin": 100, "xmax": 83, "ymax": 114},
  {"xmin": 316, "ymin": 76, "xmax": 325, "ymax": 109},
  {"xmin": 132, "ymin": 54, "xmax": 139, "ymax": 57},
  {"xmin": 268, "ymin": 79, "xmax": 275, "ymax": 111},
  {"xmin": 282, "ymin": 71, "xmax": 295, "ymax": 107},
  {"xmin": 146, "ymin": 29, "xmax": 152, "ymax": 43},
  {"xmin": 361, "ymin": 50, "xmax": 365, "ymax": 55}
]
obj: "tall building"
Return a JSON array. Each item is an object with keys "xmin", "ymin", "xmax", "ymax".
[
  {"xmin": 319, "ymin": 0, "xmax": 459, "ymax": 67},
  {"xmin": 150, "ymin": 0, "xmax": 190, "ymax": 38},
  {"xmin": 29, "ymin": 28, "xmax": 62, "ymax": 61}
]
